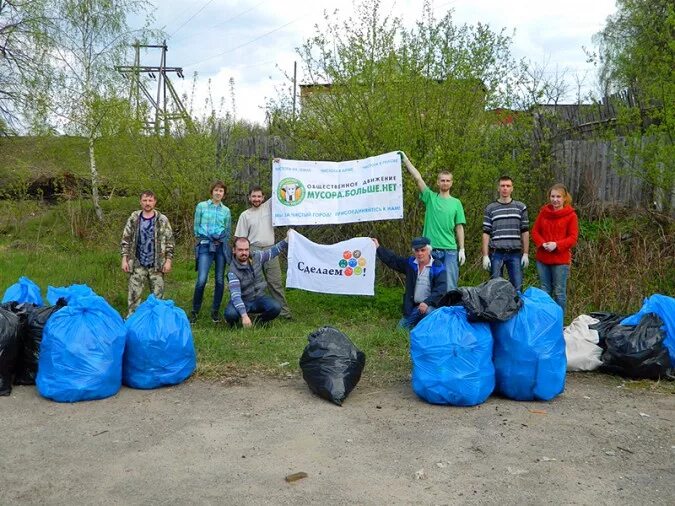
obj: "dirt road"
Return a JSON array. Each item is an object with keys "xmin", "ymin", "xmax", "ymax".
[{"xmin": 1, "ymin": 374, "xmax": 673, "ymax": 505}]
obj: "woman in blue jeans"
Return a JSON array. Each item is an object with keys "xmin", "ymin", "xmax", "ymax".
[
  {"xmin": 531, "ymin": 183, "xmax": 579, "ymax": 314},
  {"xmin": 190, "ymin": 180, "xmax": 231, "ymax": 323}
]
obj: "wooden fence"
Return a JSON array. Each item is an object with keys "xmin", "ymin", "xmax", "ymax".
[{"xmin": 551, "ymin": 138, "xmax": 673, "ymax": 213}]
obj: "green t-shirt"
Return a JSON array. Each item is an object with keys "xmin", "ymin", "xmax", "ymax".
[{"xmin": 419, "ymin": 187, "xmax": 466, "ymax": 250}]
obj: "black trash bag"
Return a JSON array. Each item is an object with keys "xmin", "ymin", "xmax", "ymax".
[
  {"xmin": 299, "ymin": 327, "xmax": 366, "ymax": 406},
  {"xmin": 589, "ymin": 312, "xmax": 627, "ymax": 349},
  {"xmin": 601, "ymin": 313, "xmax": 673, "ymax": 380},
  {"xmin": 0, "ymin": 307, "xmax": 21, "ymax": 396},
  {"xmin": 0, "ymin": 301, "xmax": 37, "ymax": 385},
  {"xmin": 16, "ymin": 298, "xmax": 67, "ymax": 385},
  {"xmin": 439, "ymin": 277, "xmax": 523, "ymax": 322}
]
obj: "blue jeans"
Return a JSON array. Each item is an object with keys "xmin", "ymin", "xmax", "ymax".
[
  {"xmin": 192, "ymin": 243, "xmax": 228, "ymax": 314},
  {"xmin": 431, "ymin": 249, "xmax": 459, "ymax": 290},
  {"xmin": 398, "ymin": 305, "xmax": 437, "ymax": 330},
  {"xmin": 224, "ymin": 295, "xmax": 282, "ymax": 326},
  {"xmin": 490, "ymin": 250, "xmax": 523, "ymax": 292},
  {"xmin": 536, "ymin": 261, "xmax": 570, "ymax": 314}
]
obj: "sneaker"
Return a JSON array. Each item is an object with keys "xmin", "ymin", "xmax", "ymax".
[
  {"xmin": 211, "ymin": 311, "xmax": 221, "ymax": 323},
  {"xmin": 189, "ymin": 311, "xmax": 198, "ymax": 324}
]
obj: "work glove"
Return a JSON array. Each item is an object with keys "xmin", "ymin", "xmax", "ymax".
[
  {"xmin": 458, "ymin": 248, "xmax": 466, "ymax": 266},
  {"xmin": 521, "ymin": 254, "xmax": 529, "ymax": 269},
  {"xmin": 482, "ymin": 255, "xmax": 491, "ymax": 271}
]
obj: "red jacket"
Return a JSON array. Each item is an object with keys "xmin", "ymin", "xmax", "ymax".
[{"xmin": 531, "ymin": 204, "xmax": 579, "ymax": 265}]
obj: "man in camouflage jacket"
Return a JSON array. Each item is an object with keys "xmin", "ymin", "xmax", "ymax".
[{"xmin": 120, "ymin": 190, "xmax": 175, "ymax": 316}]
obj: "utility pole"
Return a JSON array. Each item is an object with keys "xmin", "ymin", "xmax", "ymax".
[
  {"xmin": 116, "ymin": 41, "xmax": 193, "ymax": 134},
  {"xmin": 292, "ymin": 60, "xmax": 297, "ymax": 120}
]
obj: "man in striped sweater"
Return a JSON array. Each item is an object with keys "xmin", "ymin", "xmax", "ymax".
[{"xmin": 481, "ymin": 176, "xmax": 529, "ymax": 291}]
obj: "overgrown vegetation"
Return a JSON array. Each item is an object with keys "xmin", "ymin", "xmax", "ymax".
[{"xmin": 1, "ymin": 0, "xmax": 673, "ymax": 384}]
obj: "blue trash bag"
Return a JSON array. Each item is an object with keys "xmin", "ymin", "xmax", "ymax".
[
  {"xmin": 621, "ymin": 294, "xmax": 675, "ymax": 363},
  {"xmin": 491, "ymin": 287, "xmax": 566, "ymax": 401},
  {"xmin": 410, "ymin": 306, "xmax": 495, "ymax": 406},
  {"xmin": 2, "ymin": 276, "xmax": 43, "ymax": 306},
  {"xmin": 46, "ymin": 284, "xmax": 96, "ymax": 305},
  {"xmin": 123, "ymin": 295, "xmax": 196, "ymax": 389},
  {"xmin": 36, "ymin": 295, "xmax": 126, "ymax": 402}
]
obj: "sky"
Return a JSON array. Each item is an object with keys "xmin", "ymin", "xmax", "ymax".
[{"xmin": 138, "ymin": 0, "xmax": 618, "ymax": 125}]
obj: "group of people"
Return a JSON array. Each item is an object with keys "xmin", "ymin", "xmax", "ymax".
[
  {"xmin": 374, "ymin": 152, "xmax": 578, "ymax": 329},
  {"xmin": 121, "ymin": 182, "xmax": 291, "ymax": 327},
  {"xmin": 119, "ymin": 152, "xmax": 578, "ymax": 330}
]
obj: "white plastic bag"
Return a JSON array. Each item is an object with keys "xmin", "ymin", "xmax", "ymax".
[{"xmin": 564, "ymin": 315, "xmax": 603, "ymax": 371}]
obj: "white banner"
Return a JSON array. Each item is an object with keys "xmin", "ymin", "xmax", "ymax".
[
  {"xmin": 286, "ymin": 230, "xmax": 376, "ymax": 296},
  {"xmin": 272, "ymin": 152, "xmax": 403, "ymax": 225}
]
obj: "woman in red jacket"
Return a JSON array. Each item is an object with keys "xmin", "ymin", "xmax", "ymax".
[{"xmin": 531, "ymin": 183, "xmax": 579, "ymax": 314}]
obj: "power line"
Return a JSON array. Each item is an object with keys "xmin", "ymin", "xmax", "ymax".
[
  {"xmin": 169, "ymin": 0, "xmax": 218, "ymax": 38},
  {"xmin": 185, "ymin": 14, "xmax": 306, "ymax": 68},
  {"xmin": 210, "ymin": 0, "xmax": 269, "ymax": 30}
]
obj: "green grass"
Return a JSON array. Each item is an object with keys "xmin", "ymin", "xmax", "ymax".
[
  {"xmin": 1, "ymin": 198, "xmax": 673, "ymax": 391},
  {"xmin": 0, "ymin": 199, "xmax": 412, "ymax": 384}
]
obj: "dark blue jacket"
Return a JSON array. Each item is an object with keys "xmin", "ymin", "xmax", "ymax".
[{"xmin": 376, "ymin": 246, "xmax": 447, "ymax": 316}]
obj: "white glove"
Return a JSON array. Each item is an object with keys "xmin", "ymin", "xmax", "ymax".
[
  {"xmin": 482, "ymin": 255, "xmax": 491, "ymax": 271},
  {"xmin": 521, "ymin": 254, "xmax": 529, "ymax": 269},
  {"xmin": 458, "ymin": 249, "xmax": 466, "ymax": 266}
]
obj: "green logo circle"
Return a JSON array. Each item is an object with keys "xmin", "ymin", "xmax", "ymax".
[
  {"xmin": 339, "ymin": 259, "xmax": 348, "ymax": 268},
  {"xmin": 276, "ymin": 178, "xmax": 305, "ymax": 207}
]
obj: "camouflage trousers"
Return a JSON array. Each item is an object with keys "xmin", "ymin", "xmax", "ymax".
[{"xmin": 127, "ymin": 264, "xmax": 164, "ymax": 316}]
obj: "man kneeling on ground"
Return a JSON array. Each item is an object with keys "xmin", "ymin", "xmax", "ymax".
[
  {"xmin": 372, "ymin": 236, "xmax": 447, "ymax": 330},
  {"xmin": 224, "ymin": 232, "xmax": 291, "ymax": 327}
]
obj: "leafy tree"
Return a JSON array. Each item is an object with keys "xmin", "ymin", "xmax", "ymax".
[
  {"xmin": 26, "ymin": 0, "xmax": 154, "ymax": 220},
  {"xmin": 593, "ymin": 0, "xmax": 674, "ymax": 210},
  {"xmin": 0, "ymin": 0, "xmax": 48, "ymax": 134},
  {"xmin": 268, "ymin": 0, "xmax": 540, "ymax": 250}
]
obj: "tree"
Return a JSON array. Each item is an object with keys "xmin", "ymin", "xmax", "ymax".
[
  {"xmin": 593, "ymin": 0, "xmax": 674, "ymax": 210},
  {"xmin": 267, "ymin": 0, "xmax": 539, "ymax": 249},
  {"xmin": 0, "ymin": 0, "xmax": 48, "ymax": 134},
  {"xmin": 28, "ymin": 0, "xmax": 154, "ymax": 220}
]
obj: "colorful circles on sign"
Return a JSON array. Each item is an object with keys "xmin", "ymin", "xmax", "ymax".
[
  {"xmin": 354, "ymin": 267, "xmax": 363, "ymax": 275},
  {"xmin": 339, "ymin": 259, "xmax": 348, "ymax": 268},
  {"xmin": 348, "ymin": 258, "xmax": 358, "ymax": 268},
  {"xmin": 343, "ymin": 251, "xmax": 352, "ymax": 260},
  {"xmin": 344, "ymin": 267, "xmax": 353, "ymax": 276},
  {"xmin": 338, "ymin": 250, "xmax": 367, "ymax": 276}
]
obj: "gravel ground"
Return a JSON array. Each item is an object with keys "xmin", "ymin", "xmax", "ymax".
[{"xmin": 1, "ymin": 373, "xmax": 673, "ymax": 505}]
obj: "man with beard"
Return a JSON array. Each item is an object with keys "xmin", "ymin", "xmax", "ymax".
[
  {"xmin": 234, "ymin": 186, "xmax": 292, "ymax": 318},
  {"xmin": 224, "ymin": 231, "xmax": 291, "ymax": 328}
]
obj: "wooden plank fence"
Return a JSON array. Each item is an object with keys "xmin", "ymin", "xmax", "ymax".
[{"xmin": 552, "ymin": 138, "xmax": 674, "ymax": 212}]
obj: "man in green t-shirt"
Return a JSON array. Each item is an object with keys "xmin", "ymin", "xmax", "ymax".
[{"xmin": 400, "ymin": 152, "xmax": 466, "ymax": 290}]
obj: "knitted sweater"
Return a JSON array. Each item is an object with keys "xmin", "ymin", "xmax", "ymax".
[{"xmin": 531, "ymin": 204, "xmax": 579, "ymax": 265}]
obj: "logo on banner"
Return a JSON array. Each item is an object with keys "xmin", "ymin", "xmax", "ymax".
[
  {"xmin": 277, "ymin": 177, "xmax": 305, "ymax": 206},
  {"xmin": 338, "ymin": 249, "xmax": 367, "ymax": 277}
]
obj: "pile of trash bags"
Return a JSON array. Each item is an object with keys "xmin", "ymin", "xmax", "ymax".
[
  {"xmin": 413, "ymin": 280, "xmax": 567, "ymax": 406},
  {"xmin": 563, "ymin": 294, "xmax": 674, "ymax": 379},
  {"xmin": 1, "ymin": 278, "xmax": 196, "ymax": 402}
]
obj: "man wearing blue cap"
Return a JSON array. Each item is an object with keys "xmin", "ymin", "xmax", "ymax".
[{"xmin": 372, "ymin": 236, "xmax": 447, "ymax": 329}]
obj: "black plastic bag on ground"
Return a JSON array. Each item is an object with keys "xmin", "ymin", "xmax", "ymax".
[
  {"xmin": 16, "ymin": 299, "xmax": 67, "ymax": 385},
  {"xmin": 300, "ymin": 327, "xmax": 366, "ymax": 406},
  {"xmin": 439, "ymin": 277, "xmax": 523, "ymax": 322},
  {"xmin": 589, "ymin": 312, "xmax": 627, "ymax": 349},
  {"xmin": 0, "ymin": 307, "xmax": 21, "ymax": 395},
  {"xmin": 601, "ymin": 313, "xmax": 672, "ymax": 380},
  {"xmin": 1, "ymin": 301, "xmax": 37, "ymax": 384}
]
